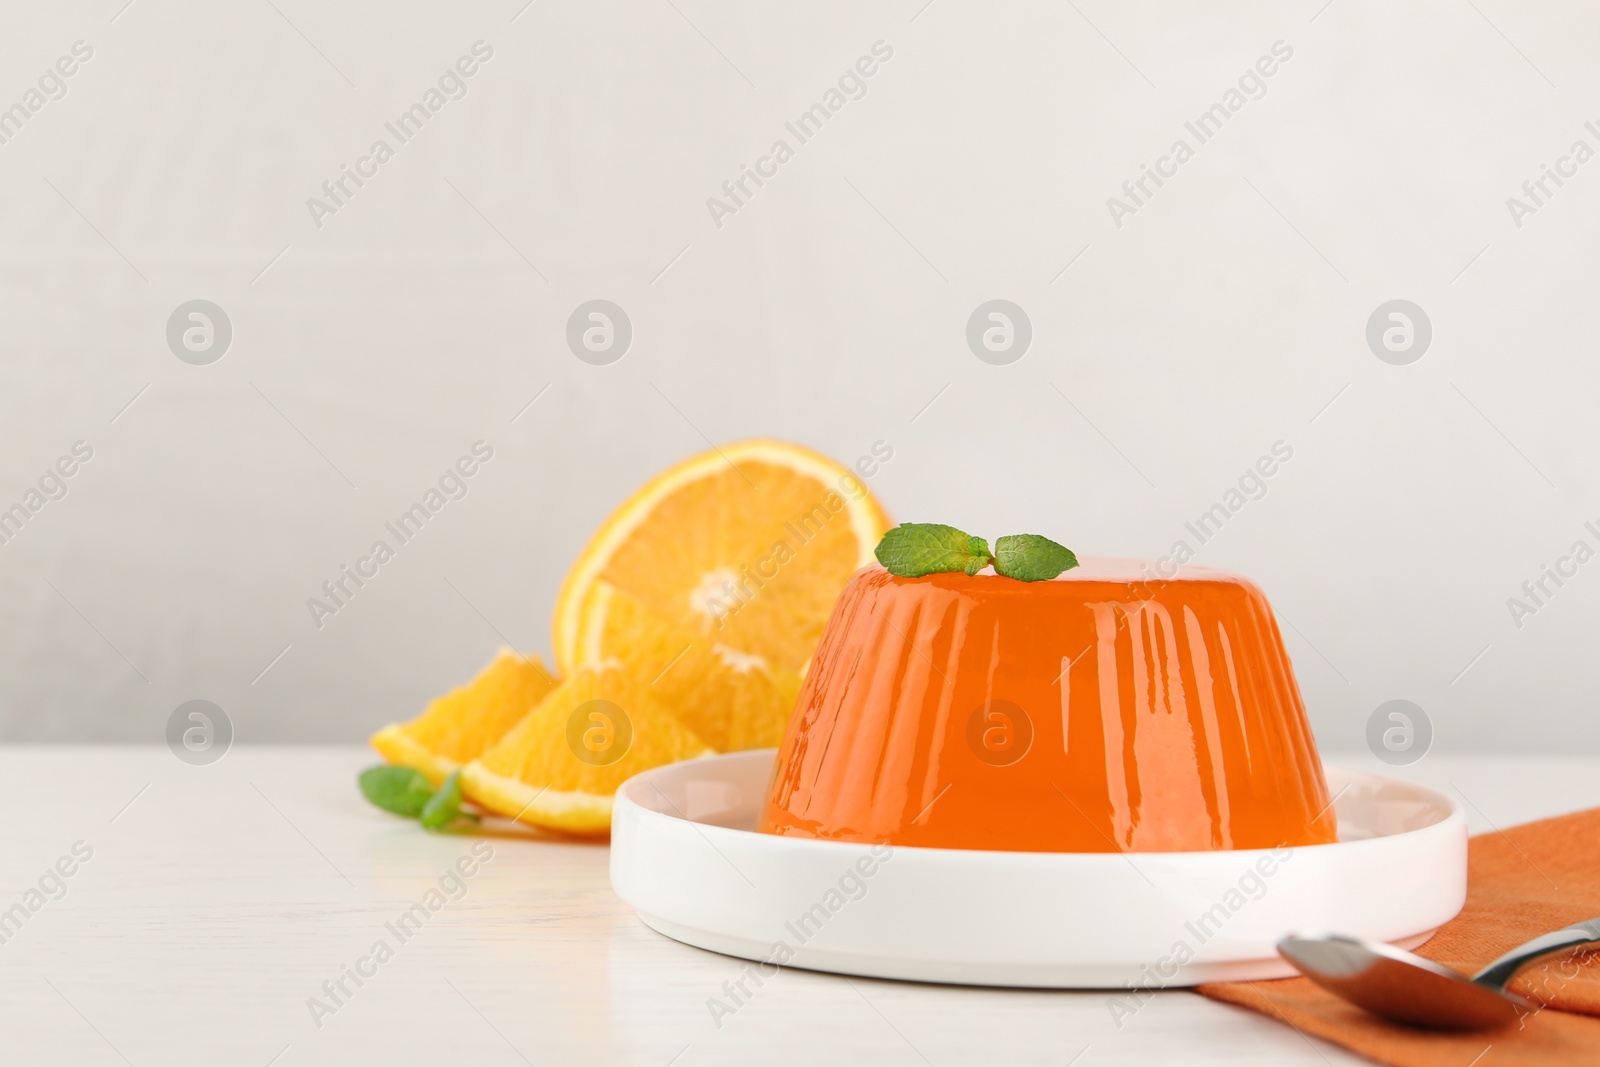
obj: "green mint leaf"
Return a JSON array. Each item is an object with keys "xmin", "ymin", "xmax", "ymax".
[
  {"xmin": 874, "ymin": 523, "xmax": 993, "ymax": 577},
  {"xmin": 359, "ymin": 764, "xmax": 435, "ymax": 818},
  {"xmin": 420, "ymin": 769, "xmax": 469, "ymax": 831},
  {"xmin": 993, "ymin": 534, "xmax": 1079, "ymax": 582}
]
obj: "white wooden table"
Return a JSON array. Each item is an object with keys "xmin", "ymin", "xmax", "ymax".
[{"xmin": 4, "ymin": 747, "xmax": 1595, "ymax": 1066}]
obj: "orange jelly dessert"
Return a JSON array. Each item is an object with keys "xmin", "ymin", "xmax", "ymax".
[{"xmin": 759, "ymin": 559, "xmax": 1337, "ymax": 853}]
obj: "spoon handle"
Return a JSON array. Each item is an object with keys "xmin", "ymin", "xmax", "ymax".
[{"xmin": 1472, "ymin": 917, "xmax": 1600, "ymax": 990}]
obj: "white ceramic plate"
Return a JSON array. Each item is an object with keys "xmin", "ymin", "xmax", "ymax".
[{"xmin": 610, "ymin": 750, "xmax": 1467, "ymax": 988}]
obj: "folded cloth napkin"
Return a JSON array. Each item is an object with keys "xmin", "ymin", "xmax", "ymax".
[{"xmin": 1196, "ymin": 806, "xmax": 1600, "ymax": 1066}]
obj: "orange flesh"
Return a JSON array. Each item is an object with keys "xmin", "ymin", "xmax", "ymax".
[{"xmin": 758, "ymin": 560, "xmax": 1337, "ymax": 853}]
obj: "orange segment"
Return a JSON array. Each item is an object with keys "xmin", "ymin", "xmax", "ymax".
[
  {"xmin": 553, "ymin": 439, "xmax": 891, "ymax": 678},
  {"xmin": 575, "ymin": 581, "xmax": 802, "ymax": 752},
  {"xmin": 459, "ymin": 662, "xmax": 713, "ymax": 835},
  {"xmin": 370, "ymin": 649, "xmax": 556, "ymax": 785}
]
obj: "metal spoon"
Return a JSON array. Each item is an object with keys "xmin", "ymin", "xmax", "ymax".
[{"xmin": 1276, "ymin": 918, "xmax": 1600, "ymax": 1030}]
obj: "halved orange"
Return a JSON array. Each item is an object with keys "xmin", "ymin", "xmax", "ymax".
[
  {"xmin": 553, "ymin": 439, "xmax": 891, "ymax": 680},
  {"xmin": 370, "ymin": 649, "xmax": 556, "ymax": 785},
  {"xmin": 574, "ymin": 581, "xmax": 801, "ymax": 752},
  {"xmin": 459, "ymin": 661, "xmax": 713, "ymax": 835}
]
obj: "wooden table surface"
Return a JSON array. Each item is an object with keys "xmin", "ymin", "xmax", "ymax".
[{"xmin": 4, "ymin": 747, "xmax": 1595, "ymax": 1066}]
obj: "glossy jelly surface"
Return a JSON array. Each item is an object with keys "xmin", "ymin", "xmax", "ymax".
[{"xmin": 758, "ymin": 559, "xmax": 1336, "ymax": 853}]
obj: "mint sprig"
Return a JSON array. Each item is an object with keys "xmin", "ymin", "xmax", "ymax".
[
  {"xmin": 360, "ymin": 764, "xmax": 478, "ymax": 831},
  {"xmin": 874, "ymin": 523, "xmax": 993, "ymax": 577},
  {"xmin": 874, "ymin": 524, "xmax": 1078, "ymax": 582}
]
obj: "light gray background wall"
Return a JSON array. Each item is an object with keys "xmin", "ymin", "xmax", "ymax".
[{"xmin": 1, "ymin": 1, "xmax": 1593, "ymax": 749}]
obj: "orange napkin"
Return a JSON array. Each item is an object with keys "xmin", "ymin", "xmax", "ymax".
[{"xmin": 1196, "ymin": 807, "xmax": 1600, "ymax": 1066}]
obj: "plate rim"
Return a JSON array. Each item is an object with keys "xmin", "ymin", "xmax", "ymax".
[{"xmin": 614, "ymin": 748, "xmax": 1465, "ymax": 862}]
